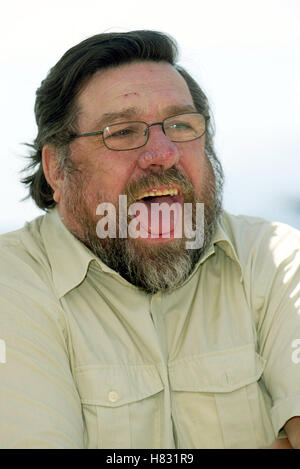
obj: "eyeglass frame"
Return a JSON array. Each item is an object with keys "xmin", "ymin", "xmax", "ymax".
[{"xmin": 68, "ymin": 112, "xmax": 209, "ymax": 151}]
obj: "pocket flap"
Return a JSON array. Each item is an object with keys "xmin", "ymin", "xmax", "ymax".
[
  {"xmin": 75, "ymin": 364, "xmax": 164, "ymax": 406},
  {"xmin": 169, "ymin": 344, "xmax": 265, "ymax": 392}
]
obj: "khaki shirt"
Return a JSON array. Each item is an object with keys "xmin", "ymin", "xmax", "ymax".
[{"xmin": 0, "ymin": 208, "xmax": 299, "ymax": 449}]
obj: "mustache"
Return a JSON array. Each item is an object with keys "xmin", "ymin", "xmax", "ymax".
[{"xmin": 124, "ymin": 167, "xmax": 195, "ymax": 205}]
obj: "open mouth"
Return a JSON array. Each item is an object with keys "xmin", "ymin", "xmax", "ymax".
[{"xmin": 132, "ymin": 185, "xmax": 183, "ymax": 238}]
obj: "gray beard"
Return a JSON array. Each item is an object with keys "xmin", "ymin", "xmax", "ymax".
[
  {"xmin": 86, "ymin": 226, "xmax": 216, "ymax": 295},
  {"xmin": 88, "ymin": 235, "xmax": 201, "ymax": 294},
  {"xmin": 63, "ymin": 162, "xmax": 224, "ymax": 295}
]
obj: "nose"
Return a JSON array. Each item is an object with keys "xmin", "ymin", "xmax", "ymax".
[{"xmin": 137, "ymin": 125, "xmax": 180, "ymax": 172}]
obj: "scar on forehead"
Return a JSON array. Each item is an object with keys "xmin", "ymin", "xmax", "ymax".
[{"xmin": 122, "ymin": 92, "xmax": 139, "ymax": 98}]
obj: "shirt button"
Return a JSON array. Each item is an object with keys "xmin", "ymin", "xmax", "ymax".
[{"xmin": 108, "ymin": 390, "xmax": 120, "ymax": 403}]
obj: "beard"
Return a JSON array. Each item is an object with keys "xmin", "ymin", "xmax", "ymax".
[{"xmin": 61, "ymin": 157, "xmax": 224, "ymax": 295}]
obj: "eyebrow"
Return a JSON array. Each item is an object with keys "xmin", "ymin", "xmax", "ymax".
[
  {"xmin": 92, "ymin": 107, "xmax": 140, "ymax": 130},
  {"xmin": 91, "ymin": 104, "xmax": 197, "ymax": 130}
]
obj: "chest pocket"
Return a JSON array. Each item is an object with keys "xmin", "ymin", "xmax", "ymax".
[
  {"xmin": 169, "ymin": 344, "xmax": 275, "ymax": 449},
  {"xmin": 75, "ymin": 364, "xmax": 164, "ymax": 448}
]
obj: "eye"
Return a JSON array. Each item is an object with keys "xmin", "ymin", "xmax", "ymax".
[
  {"xmin": 170, "ymin": 121, "xmax": 192, "ymax": 130},
  {"xmin": 108, "ymin": 128, "xmax": 134, "ymax": 138},
  {"xmin": 165, "ymin": 118, "xmax": 194, "ymax": 132},
  {"xmin": 105, "ymin": 124, "xmax": 140, "ymax": 140}
]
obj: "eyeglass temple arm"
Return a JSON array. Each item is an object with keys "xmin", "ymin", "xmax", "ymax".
[{"xmin": 69, "ymin": 130, "xmax": 104, "ymax": 140}]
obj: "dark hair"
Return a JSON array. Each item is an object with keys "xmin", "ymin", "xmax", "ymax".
[{"xmin": 22, "ymin": 30, "xmax": 216, "ymax": 210}]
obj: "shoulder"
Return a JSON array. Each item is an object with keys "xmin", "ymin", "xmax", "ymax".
[
  {"xmin": 0, "ymin": 215, "xmax": 67, "ymax": 335},
  {"xmin": 0, "ymin": 215, "xmax": 51, "ymax": 287},
  {"xmin": 220, "ymin": 211, "xmax": 300, "ymax": 269},
  {"xmin": 219, "ymin": 212, "xmax": 300, "ymax": 322}
]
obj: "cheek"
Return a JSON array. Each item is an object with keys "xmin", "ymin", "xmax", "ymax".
[
  {"xmin": 178, "ymin": 142, "xmax": 209, "ymax": 192},
  {"xmin": 83, "ymin": 155, "xmax": 136, "ymax": 203}
]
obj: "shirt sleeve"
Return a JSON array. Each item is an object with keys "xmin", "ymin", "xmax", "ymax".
[
  {"xmin": 0, "ymin": 245, "xmax": 84, "ymax": 448},
  {"xmin": 254, "ymin": 222, "xmax": 300, "ymax": 437}
]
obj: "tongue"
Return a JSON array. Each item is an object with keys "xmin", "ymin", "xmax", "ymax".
[{"xmin": 138, "ymin": 195, "xmax": 181, "ymax": 237}]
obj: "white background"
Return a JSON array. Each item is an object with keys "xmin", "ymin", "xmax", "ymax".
[{"xmin": 0, "ymin": 0, "xmax": 299, "ymax": 233}]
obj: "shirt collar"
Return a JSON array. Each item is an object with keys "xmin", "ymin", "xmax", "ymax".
[
  {"xmin": 196, "ymin": 210, "xmax": 243, "ymax": 280},
  {"xmin": 41, "ymin": 208, "xmax": 102, "ymax": 298},
  {"xmin": 41, "ymin": 208, "xmax": 243, "ymax": 298}
]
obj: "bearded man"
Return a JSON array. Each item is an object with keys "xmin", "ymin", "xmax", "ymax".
[{"xmin": 0, "ymin": 30, "xmax": 299, "ymax": 449}]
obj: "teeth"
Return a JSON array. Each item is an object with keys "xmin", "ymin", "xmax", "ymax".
[{"xmin": 137, "ymin": 188, "xmax": 179, "ymax": 200}]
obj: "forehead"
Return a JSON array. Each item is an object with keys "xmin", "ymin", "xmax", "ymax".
[{"xmin": 77, "ymin": 61, "xmax": 194, "ymax": 125}]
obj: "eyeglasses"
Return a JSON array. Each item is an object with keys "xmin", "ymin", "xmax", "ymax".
[{"xmin": 69, "ymin": 112, "xmax": 208, "ymax": 151}]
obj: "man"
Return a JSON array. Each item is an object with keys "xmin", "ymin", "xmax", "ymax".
[{"xmin": 0, "ymin": 30, "xmax": 299, "ymax": 449}]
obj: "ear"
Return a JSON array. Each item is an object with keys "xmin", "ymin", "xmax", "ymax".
[{"xmin": 42, "ymin": 145, "xmax": 64, "ymax": 203}]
